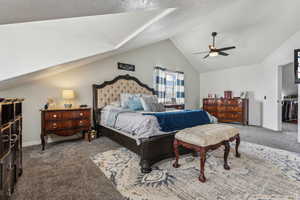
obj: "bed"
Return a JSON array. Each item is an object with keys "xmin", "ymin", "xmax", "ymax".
[{"xmin": 93, "ymin": 74, "xmax": 210, "ymax": 173}]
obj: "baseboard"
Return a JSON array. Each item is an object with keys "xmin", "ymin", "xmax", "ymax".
[
  {"xmin": 23, "ymin": 140, "xmax": 41, "ymax": 147},
  {"xmin": 22, "ymin": 134, "xmax": 82, "ymax": 147}
]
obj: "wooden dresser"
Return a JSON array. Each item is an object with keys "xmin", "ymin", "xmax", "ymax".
[
  {"xmin": 0, "ymin": 98, "xmax": 24, "ymax": 200},
  {"xmin": 41, "ymin": 108, "xmax": 91, "ymax": 150},
  {"xmin": 203, "ymin": 98, "xmax": 248, "ymax": 125}
]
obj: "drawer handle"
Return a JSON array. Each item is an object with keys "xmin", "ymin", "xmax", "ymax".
[
  {"xmin": 53, "ymin": 114, "xmax": 57, "ymax": 118},
  {"xmin": 79, "ymin": 113, "xmax": 83, "ymax": 116}
]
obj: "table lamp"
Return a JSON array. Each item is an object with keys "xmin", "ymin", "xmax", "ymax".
[{"xmin": 62, "ymin": 89, "xmax": 75, "ymax": 108}]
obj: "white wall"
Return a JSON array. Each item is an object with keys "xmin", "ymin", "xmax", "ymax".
[
  {"xmin": 200, "ymin": 29, "xmax": 300, "ymax": 136},
  {"xmin": 0, "ymin": 39, "xmax": 200, "ymax": 146},
  {"xmin": 282, "ymin": 63, "xmax": 297, "ymax": 97}
]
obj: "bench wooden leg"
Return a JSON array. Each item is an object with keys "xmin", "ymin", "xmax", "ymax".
[
  {"xmin": 199, "ymin": 148, "xmax": 206, "ymax": 182},
  {"xmin": 235, "ymin": 134, "xmax": 241, "ymax": 158},
  {"xmin": 173, "ymin": 139, "xmax": 180, "ymax": 168},
  {"xmin": 223, "ymin": 141, "xmax": 230, "ymax": 170}
]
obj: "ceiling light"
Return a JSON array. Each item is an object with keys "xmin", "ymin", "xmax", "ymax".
[{"xmin": 209, "ymin": 52, "xmax": 218, "ymax": 57}]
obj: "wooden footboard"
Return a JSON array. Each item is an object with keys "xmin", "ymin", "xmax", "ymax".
[{"xmin": 97, "ymin": 125, "xmax": 191, "ymax": 173}]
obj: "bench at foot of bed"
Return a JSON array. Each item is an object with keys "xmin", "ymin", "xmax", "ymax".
[{"xmin": 173, "ymin": 124, "xmax": 241, "ymax": 182}]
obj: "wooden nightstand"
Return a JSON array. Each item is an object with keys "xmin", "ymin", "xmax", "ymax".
[
  {"xmin": 164, "ymin": 104, "xmax": 185, "ymax": 110},
  {"xmin": 40, "ymin": 108, "xmax": 91, "ymax": 150}
]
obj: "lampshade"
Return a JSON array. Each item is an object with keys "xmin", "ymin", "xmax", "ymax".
[{"xmin": 62, "ymin": 90, "xmax": 75, "ymax": 100}]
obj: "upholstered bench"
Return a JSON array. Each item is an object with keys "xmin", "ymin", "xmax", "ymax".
[{"xmin": 173, "ymin": 124, "xmax": 240, "ymax": 182}]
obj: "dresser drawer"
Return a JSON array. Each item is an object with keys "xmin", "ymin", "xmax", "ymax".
[
  {"xmin": 226, "ymin": 105, "xmax": 242, "ymax": 112},
  {"xmin": 218, "ymin": 112, "xmax": 242, "ymax": 120},
  {"xmin": 74, "ymin": 119, "xmax": 90, "ymax": 128},
  {"xmin": 216, "ymin": 105, "xmax": 226, "ymax": 112},
  {"xmin": 226, "ymin": 99, "xmax": 242, "ymax": 105},
  {"xmin": 203, "ymin": 105, "xmax": 217, "ymax": 112},
  {"xmin": 74, "ymin": 110, "xmax": 90, "ymax": 119},
  {"xmin": 44, "ymin": 121, "xmax": 72, "ymax": 131},
  {"xmin": 60, "ymin": 110, "xmax": 90, "ymax": 119},
  {"xmin": 45, "ymin": 112, "xmax": 62, "ymax": 120}
]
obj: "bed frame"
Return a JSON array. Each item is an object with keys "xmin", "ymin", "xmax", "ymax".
[{"xmin": 92, "ymin": 74, "xmax": 190, "ymax": 173}]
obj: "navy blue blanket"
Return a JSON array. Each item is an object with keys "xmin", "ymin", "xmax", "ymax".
[{"xmin": 143, "ymin": 110, "xmax": 211, "ymax": 132}]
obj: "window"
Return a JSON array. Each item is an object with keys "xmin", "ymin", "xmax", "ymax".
[
  {"xmin": 153, "ymin": 67, "xmax": 185, "ymax": 104},
  {"xmin": 165, "ymin": 72, "xmax": 176, "ymax": 103}
]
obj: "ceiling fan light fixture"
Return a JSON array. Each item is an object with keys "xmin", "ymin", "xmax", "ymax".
[{"xmin": 209, "ymin": 52, "xmax": 218, "ymax": 57}]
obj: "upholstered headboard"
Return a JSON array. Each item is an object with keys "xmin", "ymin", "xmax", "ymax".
[{"xmin": 92, "ymin": 74, "xmax": 155, "ymax": 126}]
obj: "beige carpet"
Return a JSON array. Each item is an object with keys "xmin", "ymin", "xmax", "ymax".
[{"xmin": 91, "ymin": 142, "xmax": 300, "ymax": 200}]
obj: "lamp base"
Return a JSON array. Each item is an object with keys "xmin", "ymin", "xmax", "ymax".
[{"xmin": 64, "ymin": 104, "xmax": 72, "ymax": 109}]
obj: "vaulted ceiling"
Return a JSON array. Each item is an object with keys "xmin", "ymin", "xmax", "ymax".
[
  {"xmin": 171, "ymin": 0, "xmax": 300, "ymax": 72},
  {"xmin": 0, "ymin": 8, "xmax": 175, "ymax": 81},
  {"xmin": 1, "ymin": 0, "xmax": 300, "ymax": 88}
]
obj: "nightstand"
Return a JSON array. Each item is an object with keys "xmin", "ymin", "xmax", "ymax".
[
  {"xmin": 40, "ymin": 108, "xmax": 91, "ymax": 150},
  {"xmin": 164, "ymin": 104, "xmax": 185, "ymax": 110}
]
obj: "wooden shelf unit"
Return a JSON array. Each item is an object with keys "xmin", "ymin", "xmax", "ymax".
[{"xmin": 0, "ymin": 98, "xmax": 24, "ymax": 200}]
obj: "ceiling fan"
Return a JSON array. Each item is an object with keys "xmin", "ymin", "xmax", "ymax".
[{"xmin": 193, "ymin": 32, "xmax": 236, "ymax": 59}]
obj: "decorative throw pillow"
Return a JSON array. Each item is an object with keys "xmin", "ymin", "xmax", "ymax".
[
  {"xmin": 120, "ymin": 93, "xmax": 141, "ymax": 108},
  {"xmin": 127, "ymin": 96, "xmax": 143, "ymax": 111},
  {"xmin": 140, "ymin": 95, "xmax": 159, "ymax": 111}
]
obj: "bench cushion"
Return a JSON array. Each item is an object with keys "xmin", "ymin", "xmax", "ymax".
[{"xmin": 175, "ymin": 124, "xmax": 239, "ymax": 147}]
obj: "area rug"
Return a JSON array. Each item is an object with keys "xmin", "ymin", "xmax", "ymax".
[{"xmin": 91, "ymin": 142, "xmax": 300, "ymax": 200}]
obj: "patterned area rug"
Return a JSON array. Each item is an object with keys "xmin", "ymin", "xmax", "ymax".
[{"xmin": 91, "ymin": 142, "xmax": 300, "ymax": 200}]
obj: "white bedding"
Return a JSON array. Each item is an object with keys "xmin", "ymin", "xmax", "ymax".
[{"xmin": 100, "ymin": 105, "xmax": 171, "ymax": 145}]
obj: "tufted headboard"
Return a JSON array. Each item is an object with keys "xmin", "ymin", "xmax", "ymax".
[{"xmin": 92, "ymin": 74, "xmax": 155, "ymax": 126}]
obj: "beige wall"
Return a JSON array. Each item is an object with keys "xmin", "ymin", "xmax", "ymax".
[{"xmin": 0, "ymin": 39, "xmax": 200, "ymax": 146}]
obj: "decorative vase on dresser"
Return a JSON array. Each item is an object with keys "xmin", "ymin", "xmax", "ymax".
[
  {"xmin": 203, "ymin": 98, "xmax": 249, "ymax": 125},
  {"xmin": 0, "ymin": 98, "xmax": 24, "ymax": 200},
  {"xmin": 40, "ymin": 108, "xmax": 91, "ymax": 150}
]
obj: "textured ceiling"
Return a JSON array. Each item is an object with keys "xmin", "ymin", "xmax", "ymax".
[{"xmin": 0, "ymin": 0, "xmax": 207, "ymax": 25}]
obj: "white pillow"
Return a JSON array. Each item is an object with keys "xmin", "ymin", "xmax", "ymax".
[
  {"xmin": 109, "ymin": 101, "xmax": 121, "ymax": 107},
  {"xmin": 141, "ymin": 94, "xmax": 158, "ymax": 103},
  {"xmin": 151, "ymin": 103, "xmax": 166, "ymax": 112}
]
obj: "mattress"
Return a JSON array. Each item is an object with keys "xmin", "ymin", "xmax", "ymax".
[{"xmin": 99, "ymin": 105, "xmax": 171, "ymax": 145}]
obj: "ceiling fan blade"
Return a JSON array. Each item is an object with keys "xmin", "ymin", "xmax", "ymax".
[
  {"xmin": 203, "ymin": 54, "xmax": 210, "ymax": 59},
  {"xmin": 193, "ymin": 51, "xmax": 210, "ymax": 54},
  {"xmin": 216, "ymin": 46, "xmax": 236, "ymax": 51},
  {"xmin": 219, "ymin": 51, "xmax": 229, "ymax": 56}
]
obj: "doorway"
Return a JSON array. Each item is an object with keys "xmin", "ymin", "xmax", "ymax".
[{"xmin": 279, "ymin": 63, "xmax": 298, "ymax": 134}]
